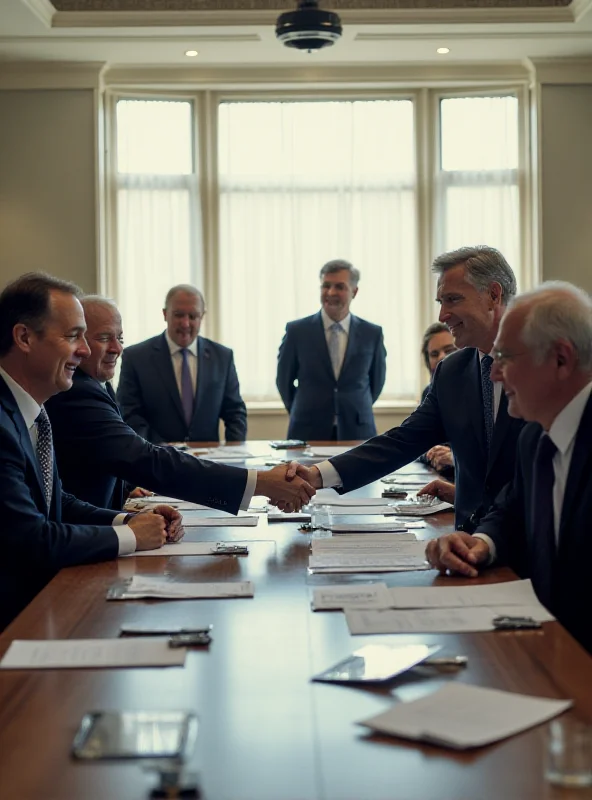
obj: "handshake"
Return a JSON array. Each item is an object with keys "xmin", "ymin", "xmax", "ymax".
[{"xmin": 255, "ymin": 463, "xmax": 323, "ymax": 512}]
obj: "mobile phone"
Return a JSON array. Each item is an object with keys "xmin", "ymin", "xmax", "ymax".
[
  {"xmin": 169, "ymin": 632, "xmax": 212, "ymax": 647},
  {"xmin": 269, "ymin": 439, "xmax": 308, "ymax": 449}
]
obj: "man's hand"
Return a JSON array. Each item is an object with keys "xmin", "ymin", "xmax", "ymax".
[
  {"xmin": 151, "ymin": 504, "xmax": 185, "ymax": 543},
  {"xmin": 128, "ymin": 487, "xmax": 153, "ymax": 499},
  {"xmin": 426, "ymin": 445, "xmax": 454, "ymax": 471},
  {"xmin": 417, "ymin": 478, "xmax": 456, "ymax": 506},
  {"xmin": 284, "ymin": 462, "xmax": 323, "ymax": 489},
  {"xmin": 127, "ymin": 511, "xmax": 167, "ymax": 551},
  {"xmin": 425, "ymin": 532, "xmax": 490, "ymax": 578},
  {"xmin": 255, "ymin": 464, "xmax": 315, "ymax": 512}
]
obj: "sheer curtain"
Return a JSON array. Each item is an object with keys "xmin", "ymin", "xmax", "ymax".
[
  {"xmin": 113, "ymin": 99, "xmax": 203, "ymax": 347},
  {"xmin": 218, "ymin": 99, "xmax": 419, "ymax": 402}
]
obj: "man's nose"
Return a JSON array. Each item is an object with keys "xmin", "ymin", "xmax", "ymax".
[
  {"xmin": 438, "ymin": 307, "xmax": 450, "ymax": 323},
  {"xmin": 77, "ymin": 337, "xmax": 91, "ymax": 359}
]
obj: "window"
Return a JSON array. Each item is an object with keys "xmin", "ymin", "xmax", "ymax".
[{"xmin": 107, "ymin": 88, "xmax": 527, "ymax": 404}]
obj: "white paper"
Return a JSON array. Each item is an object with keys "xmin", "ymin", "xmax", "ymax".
[
  {"xmin": 116, "ymin": 576, "xmax": 255, "ymax": 600},
  {"xmin": 388, "ymin": 579, "xmax": 542, "ymax": 609},
  {"xmin": 358, "ymin": 683, "xmax": 572, "ymax": 749},
  {"xmin": 311, "ymin": 491, "xmax": 392, "ymax": 507},
  {"xmin": 323, "ymin": 506, "xmax": 400, "ymax": 516},
  {"xmin": 311, "ymin": 535, "xmax": 418, "ymax": 552},
  {"xmin": 345, "ymin": 604, "xmax": 554, "ymax": 635},
  {"xmin": 0, "ymin": 638, "xmax": 186, "ymax": 670},
  {"xmin": 312, "ymin": 583, "xmax": 391, "ymax": 610},
  {"xmin": 388, "ymin": 500, "xmax": 453, "ymax": 516},
  {"xmin": 125, "ymin": 496, "xmax": 211, "ymax": 511},
  {"xmin": 308, "ymin": 446, "xmax": 354, "ymax": 457},
  {"xmin": 181, "ymin": 515, "xmax": 259, "ymax": 527},
  {"xmin": 267, "ymin": 507, "xmax": 312, "ymax": 521},
  {"xmin": 121, "ymin": 541, "xmax": 248, "ymax": 558},
  {"xmin": 329, "ymin": 522, "xmax": 424, "ymax": 533},
  {"xmin": 196, "ymin": 446, "xmax": 254, "ymax": 460}
]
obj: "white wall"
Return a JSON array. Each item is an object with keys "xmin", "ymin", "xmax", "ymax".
[{"xmin": 0, "ymin": 89, "xmax": 98, "ymax": 292}]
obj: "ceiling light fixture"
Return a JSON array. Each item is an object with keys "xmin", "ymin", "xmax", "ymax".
[
  {"xmin": 437, "ymin": 47, "xmax": 450, "ymax": 54},
  {"xmin": 276, "ymin": 0, "xmax": 342, "ymax": 52},
  {"xmin": 185, "ymin": 50, "xmax": 198, "ymax": 57}
]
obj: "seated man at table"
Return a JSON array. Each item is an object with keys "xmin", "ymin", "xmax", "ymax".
[
  {"xmin": 46, "ymin": 295, "xmax": 315, "ymax": 512},
  {"xmin": 117, "ymin": 284, "xmax": 247, "ymax": 444},
  {"xmin": 426, "ymin": 282, "xmax": 592, "ymax": 653},
  {"xmin": 0, "ymin": 273, "xmax": 176, "ymax": 630}
]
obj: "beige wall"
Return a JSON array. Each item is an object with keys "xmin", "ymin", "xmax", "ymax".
[
  {"xmin": 0, "ymin": 89, "xmax": 98, "ymax": 292},
  {"xmin": 539, "ymin": 84, "xmax": 592, "ymax": 291}
]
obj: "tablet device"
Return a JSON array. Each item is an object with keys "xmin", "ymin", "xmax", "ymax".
[{"xmin": 312, "ymin": 644, "xmax": 441, "ymax": 684}]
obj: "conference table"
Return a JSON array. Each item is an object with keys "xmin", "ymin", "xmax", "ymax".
[{"xmin": 0, "ymin": 441, "xmax": 590, "ymax": 800}]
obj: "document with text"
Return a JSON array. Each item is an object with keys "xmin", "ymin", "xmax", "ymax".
[{"xmin": 312, "ymin": 583, "xmax": 392, "ymax": 611}]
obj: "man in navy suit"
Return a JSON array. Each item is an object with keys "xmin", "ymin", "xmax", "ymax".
[
  {"xmin": 276, "ymin": 260, "xmax": 386, "ymax": 441},
  {"xmin": 426, "ymin": 282, "xmax": 592, "ymax": 653},
  {"xmin": 117, "ymin": 285, "xmax": 247, "ymax": 444},
  {"xmin": 0, "ymin": 273, "xmax": 174, "ymax": 630},
  {"xmin": 46, "ymin": 296, "xmax": 315, "ymax": 512},
  {"xmin": 289, "ymin": 246, "xmax": 525, "ymax": 532}
]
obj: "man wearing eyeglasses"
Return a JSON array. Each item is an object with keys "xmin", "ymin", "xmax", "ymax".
[{"xmin": 117, "ymin": 285, "xmax": 247, "ymax": 445}]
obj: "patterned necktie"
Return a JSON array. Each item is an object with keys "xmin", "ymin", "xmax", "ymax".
[
  {"xmin": 480, "ymin": 355, "xmax": 494, "ymax": 450},
  {"xmin": 531, "ymin": 433, "xmax": 558, "ymax": 611},
  {"xmin": 328, "ymin": 322, "xmax": 343, "ymax": 380},
  {"xmin": 35, "ymin": 407, "xmax": 54, "ymax": 510},
  {"xmin": 180, "ymin": 348, "xmax": 194, "ymax": 426}
]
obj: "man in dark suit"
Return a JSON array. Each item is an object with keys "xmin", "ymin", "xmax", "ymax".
[
  {"xmin": 289, "ymin": 246, "xmax": 525, "ymax": 531},
  {"xmin": 276, "ymin": 259, "xmax": 386, "ymax": 441},
  {"xmin": 46, "ymin": 296, "xmax": 315, "ymax": 512},
  {"xmin": 426, "ymin": 282, "xmax": 592, "ymax": 653},
  {"xmin": 117, "ymin": 284, "xmax": 247, "ymax": 444},
  {"xmin": 0, "ymin": 273, "xmax": 173, "ymax": 630}
]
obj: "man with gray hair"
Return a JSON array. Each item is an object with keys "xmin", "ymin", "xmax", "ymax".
[
  {"xmin": 288, "ymin": 246, "xmax": 525, "ymax": 531},
  {"xmin": 426, "ymin": 281, "xmax": 592, "ymax": 653},
  {"xmin": 276, "ymin": 259, "xmax": 386, "ymax": 440},
  {"xmin": 117, "ymin": 284, "xmax": 247, "ymax": 444}
]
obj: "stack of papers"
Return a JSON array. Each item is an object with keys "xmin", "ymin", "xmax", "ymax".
[
  {"xmin": 312, "ymin": 491, "xmax": 391, "ymax": 507},
  {"xmin": 181, "ymin": 515, "xmax": 259, "ymax": 528},
  {"xmin": 267, "ymin": 507, "xmax": 312, "ymax": 522},
  {"xmin": 193, "ymin": 446, "xmax": 254, "ymax": 461},
  {"xmin": 309, "ymin": 539, "xmax": 429, "ymax": 574},
  {"xmin": 312, "ymin": 583, "xmax": 391, "ymax": 610},
  {"xmin": 124, "ymin": 496, "xmax": 211, "ymax": 511},
  {"xmin": 108, "ymin": 576, "xmax": 255, "ymax": 601},
  {"xmin": 388, "ymin": 498, "xmax": 453, "ymax": 516},
  {"xmin": 121, "ymin": 541, "xmax": 249, "ymax": 558},
  {"xmin": 388, "ymin": 579, "xmax": 542, "ymax": 609},
  {"xmin": 0, "ymin": 638, "xmax": 186, "ymax": 670},
  {"xmin": 358, "ymin": 684, "xmax": 572, "ymax": 749},
  {"xmin": 329, "ymin": 521, "xmax": 424, "ymax": 534}
]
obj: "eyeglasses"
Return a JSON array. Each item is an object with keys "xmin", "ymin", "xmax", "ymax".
[{"xmin": 492, "ymin": 350, "xmax": 526, "ymax": 367}]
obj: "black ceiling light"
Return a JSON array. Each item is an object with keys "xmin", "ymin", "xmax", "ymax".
[{"xmin": 275, "ymin": 0, "xmax": 342, "ymax": 52}]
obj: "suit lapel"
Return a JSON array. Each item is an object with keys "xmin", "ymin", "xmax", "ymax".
[
  {"xmin": 314, "ymin": 313, "xmax": 335, "ymax": 380},
  {"xmin": 558, "ymin": 395, "xmax": 592, "ymax": 546},
  {"xmin": 464, "ymin": 350, "xmax": 487, "ymax": 455},
  {"xmin": 152, "ymin": 333, "xmax": 186, "ymax": 426}
]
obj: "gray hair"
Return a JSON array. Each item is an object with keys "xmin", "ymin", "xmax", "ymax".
[
  {"xmin": 164, "ymin": 284, "xmax": 205, "ymax": 311},
  {"xmin": 509, "ymin": 281, "xmax": 592, "ymax": 370},
  {"xmin": 81, "ymin": 295, "xmax": 120, "ymax": 315},
  {"xmin": 319, "ymin": 259, "xmax": 360, "ymax": 288},
  {"xmin": 432, "ymin": 245, "xmax": 517, "ymax": 304}
]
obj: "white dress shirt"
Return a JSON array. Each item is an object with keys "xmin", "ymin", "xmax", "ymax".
[
  {"xmin": 0, "ymin": 366, "xmax": 136, "ymax": 555},
  {"xmin": 321, "ymin": 308, "xmax": 351, "ymax": 380},
  {"xmin": 476, "ymin": 381, "xmax": 592, "ymax": 560},
  {"xmin": 166, "ymin": 331, "xmax": 198, "ymax": 397}
]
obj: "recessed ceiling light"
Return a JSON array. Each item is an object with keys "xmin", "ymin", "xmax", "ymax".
[
  {"xmin": 437, "ymin": 47, "xmax": 450, "ymax": 55},
  {"xmin": 185, "ymin": 50, "xmax": 198, "ymax": 57}
]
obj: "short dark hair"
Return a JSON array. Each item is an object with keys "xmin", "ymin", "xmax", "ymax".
[
  {"xmin": 319, "ymin": 259, "xmax": 360, "ymax": 288},
  {"xmin": 0, "ymin": 272, "xmax": 82, "ymax": 357},
  {"xmin": 421, "ymin": 321, "xmax": 450, "ymax": 370}
]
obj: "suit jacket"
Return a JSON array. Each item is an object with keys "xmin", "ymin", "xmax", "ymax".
[
  {"xmin": 330, "ymin": 347, "xmax": 525, "ymax": 529},
  {"xmin": 46, "ymin": 370, "xmax": 249, "ymax": 512},
  {"xmin": 117, "ymin": 333, "xmax": 247, "ymax": 444},
  {"xmin": 477, "ymin": 400, "xmax": 592, "ymax": 653},
  {"xmin": 276, "ymin": 312, "xmax": 386, "ymax": 440},
  {"xmin": 0, "ymin": 376, "xmax": 118, "ymax": 630}
]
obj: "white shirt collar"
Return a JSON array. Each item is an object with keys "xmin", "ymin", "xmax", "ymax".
[
  {"xmin": 321, "ymin": 308, "xmax": 351, "ymax": 335},
  {"xmin": 0, "ymin": 365, "xmax": 42, "ymax": 431},
  {"xmin": 548, "ymin": 381, "xmax": 592, "ymax": 456},
  {"xmin": 165, "ymin": 330, "xmax": 198, "ymax": 357}
]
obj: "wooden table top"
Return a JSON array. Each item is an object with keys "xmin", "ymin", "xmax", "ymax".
[{"xmin": 0, "ymin": 443, "xmax": 590, "ymax": 800}]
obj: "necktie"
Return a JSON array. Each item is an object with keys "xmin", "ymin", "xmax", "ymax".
[
  {"xmin": 180, "ymin": 348, "xmax": 194, "ymax": 427},
  {"xmin": 328, "ymin": 322, "xmax": 343, "ymax": 380},
  {"xmin": 105, "ymin": 382, "xmax": 116, "ymax": 403},
  {"xmin": 35, "ymin": 407, "xmax": 54, "ymax": 510},
  {"xmin": 530, "ymin": 433, "xmax": 558, "ymax": 611},
  {"xmin": 480, "ymin": 355, "xmax": 494, "ymax": 450}
]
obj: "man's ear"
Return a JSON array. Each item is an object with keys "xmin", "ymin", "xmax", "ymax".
[
  {"xmin": 352, "ymin": 286, "xmax": 359, "ymax": 300},
  {"xmin": 13, "ymin": 324, "xmax": 32, "ymax": 353},
  {"xmin": 162, "ymin": 308, "xmax": 167, "ymax": 323},
  {"xmin": 555, "ymin": 339, "xmax": 577, "ymax": 375},
  {"xmin": 489, "ymin": 282, "xmax": 503, "ymax": 305}
]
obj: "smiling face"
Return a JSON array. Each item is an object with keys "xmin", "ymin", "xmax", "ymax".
[
  {"xmin": 80, "ymin": 303, "xmax": 124, "ymax": 382},
  {"xmin": 163, "ymin": 290, "xmax": 204, "ymax": 348},
  {"xmin": 320, "ymin": 269, "xmax": 358, "ymax": 323},
  {"xmin": 427, "ymin": 330, "xmax": 456, "ymax": 373},
  {"xmin": 436, "ymin": 263, "xmax": 503, "ymax": 352}
]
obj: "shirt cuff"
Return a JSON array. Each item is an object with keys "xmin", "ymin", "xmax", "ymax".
[
  {"xmin": 112, "ymin": 520, "xmax": 137, "ymax": 556},
  {"xmin": 316, "ymin": 460, "xmax": 342, "ymax": 489},
  {"xmin": 239, "ymin": 469, "xmax": 257, "ymax": 511},
  {"xmin": 473, "ymin": 533, "xmax": 496, "ymax": 565}
]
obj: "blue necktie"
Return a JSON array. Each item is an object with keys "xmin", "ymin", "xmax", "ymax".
[
  {"xmin": 531, "ymin": 433, "xmax": 558, "ymax": 611},
  {"xmin": 480, "ymin": 355, "xmax": 494, "ymax": 450},
  {"xmin": 35, "ymin": 407, "xmax": 54, "ymax": 510},
  {"xmin": 180, "ymin": 348, "xmax": 194, "ymax": 427},
  {"xmin": 328, "ymin": 322, "xmax": 343, "ymax": 379}
]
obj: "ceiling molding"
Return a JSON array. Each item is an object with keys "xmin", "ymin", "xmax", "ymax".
[
  {"xmin": 20, "ymin": 0, "xmax": 56, "ymax": 28},
  {"xmin": 355, "ymin": 29, "xmax": 592, "ymax": 41},
  {"xmin": 0, "ymin": 33, "xmax": 262, "ymax": 45},
  {"xmin": 105, "ymin": 61, "xmax": 530, "ymax": 90},
  {"xmin": 528, "ymin": 55, "xmax": 592, "ymax": 81},
  {"xmin": 0, "ymin": 60, "xmax": 106, "ymax": 89},
  {"xmin": 51, "ymin": 5, "xmax": 575, "ymax": 28}
]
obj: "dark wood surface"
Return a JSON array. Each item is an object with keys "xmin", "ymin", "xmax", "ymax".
[{"xmin": 0, "ymin": 442, "xmax": 590, "ymax": 800}]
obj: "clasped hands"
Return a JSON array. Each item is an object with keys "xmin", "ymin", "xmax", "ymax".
[
  {"xmin": 425, "ymin": 532, "xmax": 491, "ymax": 578},
  {"xmin": 255, "ymin": 462, "xmax": 323, "ymax": 512},
  {"xmin": 126, "ymin": 503, "xmax": 185, "ymax": 551}
]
